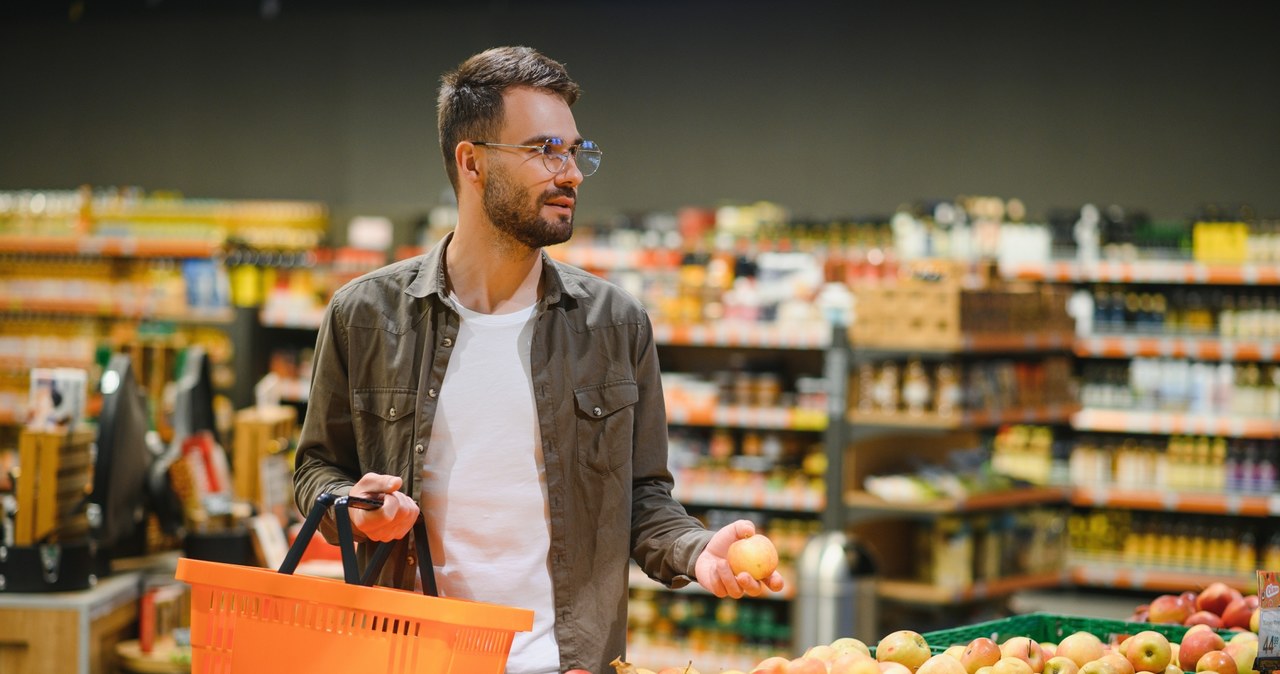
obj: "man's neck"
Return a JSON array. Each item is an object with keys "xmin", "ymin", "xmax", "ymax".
[{"xmin": 445, "ymin": 224, "xmax": 543, "ymax": 314}]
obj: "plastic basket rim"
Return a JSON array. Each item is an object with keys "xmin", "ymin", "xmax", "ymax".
[
  {"xmin": 176, "ymin": 557, "xmax": 534, "ymax": 632},
  {"xmin": 921, "ymin": 611, "xmax": 1241, "ymax": 648}
]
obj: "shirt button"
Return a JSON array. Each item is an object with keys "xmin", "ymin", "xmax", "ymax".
[
  {"xmin": 414, "ymin": 444, "xmax": 424, "ymax": 454},
  {"xmin": 428, "ymin": 388, "xmax": 438, "ymax": 398},
  {"xmin": 592, "ymin": 406, "xmax": 603, "ymax": 417},
  {"xmin": 442, "ymin": 337, "xmax": 453, "ymax": 347},
  {"xmin": 407, "ymin": 555, "xmax": 416, "ymax": 566},
  {"xmin": 388, "ymin": 407, "xmax": 397, "ymax": 418}
]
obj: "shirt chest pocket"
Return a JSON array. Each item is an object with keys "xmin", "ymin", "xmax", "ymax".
[
  {"xmin": 573, "ymin": 380, "xmax": 638, "ymax": 476},
  {"xmin": 353, "ymin": 388, "xmax": 417, "ymax": 469}
]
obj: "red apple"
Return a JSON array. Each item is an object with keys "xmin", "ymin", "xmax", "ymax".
[
  {"xmin": 962, "ymin": 638, "xmax": 1003, "ymax": 674},
  {"xmin": 1179, "ymin": 625, "xmax": 1226, "ymax": 671},
  {"xmin": 753, "ymin": 656, "xmax": 792, "ymax": 674},
  {"xmin": 832, "ymin": 654, "xmax": 882, "ymax": 674},
  {"xmin": 1149, "ymin": 594, "xmax": 1194, "ymax": 625},
  {"xmin": 1224, "ymin": 639, "xmax": 1258, "ymax": 674},
  {"xmin": 1124, "ymin": 631, "xmax": 1172, "ymax": 673},
  {"xmin": 786, "ymin": 657, "xmax": 827, "ymax": 674},
  {"xmin": 1197, "ymin": 583, "xmax": 1244, "ymax": 617},
  {"xmin": 1001, "ymin": 637, "xmax": 1046, "ymax": 673},
  {"xmin": 1057, "ymin": 632, "xmax": 1106, "ymax": 667},
  {"xmin": 1221, "ymin": 596, "xmax": 1259, "ymax": 630},
  {"xmin": 917, "ymin": 654, "xmax": 969, "ymax": 674},
  {"xmin": 1185, "ymin": 611, "xmax": 1225, "ymax": 629},
  {"xmin": 1194, "ymin": 650, "xmax": 1238, "ymax": 674},
  {"xmin": 993, "ymin": 658, "xmax": 1035, "ymax": 674},
  {"xmin": 878, "ymin": 631, "xmax": 933, "ymax": 672},
  {"xmin": 728, "ymin": 534, "xmax": 780, "ymax": 580}
]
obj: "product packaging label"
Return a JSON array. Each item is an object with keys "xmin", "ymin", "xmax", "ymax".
[{"xmin": 1257, "ymin": 570, "xmax": 1280, "ymax": 672}]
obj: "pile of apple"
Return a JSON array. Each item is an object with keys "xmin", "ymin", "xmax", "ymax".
[
  {"xmin": 613, "ymin": 623, "xmax": 1260, "ymax": 674},
  {"xmin": 1131, "ymin": 582, "xmax": 1259, "ymax": 632}
]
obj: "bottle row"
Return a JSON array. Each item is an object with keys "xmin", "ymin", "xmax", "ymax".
[
  {"xmin": 904, "ymin": 508, "xmax": 1065, "ymax": 590},
  {"xmin": 0, "ymin": 254, "xmax": 230, "ymax": 313},
  {"xmin": 851, "ymin": 357, "xmax": 1075, "ymax": 418},
  {"xmin": 1079, "ymin": 359, "xmax": 1280, "ymax": 418},
  {"xmin": 1068, "ymin": 509, "xmax": 1277, "ymax": 578},
  {"xmin": 1088, "ymin": 286, "xmax": 1280, "ymax": 339},
  {"xmin": 1069, "ymin": 435, "xmax": 1280, "ymax": 494},
  {"xmin": 662, "ymin": 369, "xmax": 827, "ymax": 414}
]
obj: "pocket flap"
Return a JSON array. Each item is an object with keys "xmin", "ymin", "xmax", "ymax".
[
  {"xmin": 573, "ymin": 380, "xmax": 639, "ymax": 419},
  {"xmin": 353, "ymin": 388, "xmax": 416, "ymax": 422}
]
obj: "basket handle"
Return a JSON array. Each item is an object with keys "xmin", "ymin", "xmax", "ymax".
[{"xmin": 278, "ymin": 492, "xmax": 438, "ymax": 597}]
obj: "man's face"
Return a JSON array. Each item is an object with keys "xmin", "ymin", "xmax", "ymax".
[{"xmin": 480, "ymin": 87, "xmax": 584, "ymax": 250}]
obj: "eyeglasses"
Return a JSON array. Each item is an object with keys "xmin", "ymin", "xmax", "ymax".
[{"xmin": 471, "ymin": 138, "xmax": 602, "ymax": 177}]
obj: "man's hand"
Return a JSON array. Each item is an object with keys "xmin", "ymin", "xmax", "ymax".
[
  {"xmin": 349, "ymin": 473, "xmax": 420, "ymax": 541},
  {"xmin": 694, "ymin": 519, "xmax": 785, "ymax": 599}
]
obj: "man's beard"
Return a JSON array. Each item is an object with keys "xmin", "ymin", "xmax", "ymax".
[{"xmin": 483, "ymin": 165, "xmax": 574, "ymax": 251}]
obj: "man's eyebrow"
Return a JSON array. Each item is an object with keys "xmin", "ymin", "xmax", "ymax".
[{"xmin": 518, "ymin": 135, "xmax": 585, "ymax": 146}]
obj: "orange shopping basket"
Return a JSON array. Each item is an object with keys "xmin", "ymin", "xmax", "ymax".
[{"xmin": 175, "ymin": 493, "xmax": 534, "ymax": 674}]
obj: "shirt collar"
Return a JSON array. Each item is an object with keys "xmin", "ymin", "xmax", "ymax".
[{"xmin": 402, "ymin": 230, "xmax": 581, "ymax": 307}]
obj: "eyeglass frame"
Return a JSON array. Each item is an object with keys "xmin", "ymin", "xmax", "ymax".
[{"xmin": 469, "ymin": 138, "xmax": 602, "ymax": 177}]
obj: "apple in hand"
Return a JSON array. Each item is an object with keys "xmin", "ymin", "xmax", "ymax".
[
  {"xmin": 1124, "ymin": 630, "xmax": 1172, "ymax": 673},
  {"xmin": 878, "ymin": 631, "xmax": 933, "ymax": 672},
  {"xmin": 962, "ymin": 638, "xmax": 1003, "ymax": 674},
  {"xmin": 728, "ymin": 534, "xmax": 780, "ymax": 580},
  {"xmin": 1056, "ymin": 631, "xmax": 1106, "ymax": 667}
]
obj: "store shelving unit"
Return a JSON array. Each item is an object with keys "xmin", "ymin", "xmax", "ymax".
[{"xmin": 1008, "ymin": 254, "xmax": 1280, "ymax": 594}]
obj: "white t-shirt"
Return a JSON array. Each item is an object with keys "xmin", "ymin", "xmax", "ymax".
[{"xmin": 420, "ymin": 296, "xmax": 558, "ymax": 674}]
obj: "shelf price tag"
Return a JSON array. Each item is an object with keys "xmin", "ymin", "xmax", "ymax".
[
  {"xmin": 1256, "ymin": 571, "xmax": 1280, "ymax": 673},
  {"xmin": 1224, "ymin": 493, "xmax": 1243, "ymax": 515},
  {"xmin": 1267, "ymin": 495, "xmax": 1280, "ymax": 516}
]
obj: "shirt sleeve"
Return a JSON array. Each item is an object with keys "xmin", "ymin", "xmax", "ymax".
[
  {"xmin": 627, "ymin": 311, "xmax": 714, "ymax": 587},
  {"xmin": 292, "ymin": 295, "xmax": 360, "ymax": 543}
]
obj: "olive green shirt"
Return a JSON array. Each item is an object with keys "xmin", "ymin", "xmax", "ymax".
[{"xmin": 292, "ymin": 232, "xmax": 713, "ymax": 673}]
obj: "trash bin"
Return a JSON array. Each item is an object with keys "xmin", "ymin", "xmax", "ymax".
[{"xmin": 792, "ymin": 529, "xmax": 878, "ymax": 652}]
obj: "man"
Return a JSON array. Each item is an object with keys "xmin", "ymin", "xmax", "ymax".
[{"xmin": 292, "ymin": 46, "xmax": 784, "ymax": 674}]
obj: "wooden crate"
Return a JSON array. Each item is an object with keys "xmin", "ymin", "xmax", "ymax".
[
  {"xmin": 851, "ymin": 284, "xmax": 963, "ymax": 350},
  {"xmin": 14, "ymin": 428, "xmax": 94, "ymax": 546},
  {"xmin": 232, "ymin": 406, "xmax": 296, "ymax": 523}
]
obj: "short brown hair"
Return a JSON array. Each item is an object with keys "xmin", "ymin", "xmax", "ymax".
[{"xmin": 437, "ymin": 46, "xmax": 581, "ymax": 190}]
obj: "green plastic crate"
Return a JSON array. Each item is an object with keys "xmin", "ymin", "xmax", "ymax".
[{"xmin": 921, "ymin": 612, "xmax": 1238, "ymax": 649}]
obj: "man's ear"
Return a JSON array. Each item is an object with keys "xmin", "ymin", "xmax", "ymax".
[{"xmin": 456, "ymin": 142, "xmax": 482, "ymax": 185}]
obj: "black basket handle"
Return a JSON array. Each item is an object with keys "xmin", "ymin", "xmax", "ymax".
[{"xmin": 278, "ymin": 492, "xmax": 437, "ymax": 597}]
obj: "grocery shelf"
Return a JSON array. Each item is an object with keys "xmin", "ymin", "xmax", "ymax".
[
  {"xmin": 1073, "ymin": 408, "xmax": 1280, "ymax": 439},
  {"xmin": 0, "ymin": 234, "xmax": 223, "ymax": 258},
  {"xmin": 1070, "ymin": 564, "xmax": 1255, "ymax": 593},
  {"xmin": 854, "ymin": 332, "xmax": 1075, "ymax": 355},
  {"xmin": 876, "ymin": 571, "xmax": 1065, "ymax": 605},
  {"xmin": 849, "ymin": 405, "xmax": 1078, "ymax": 430},
  {"xmin": 0, "ymin": 298, "xmax": 234, "ymax": 324},
  {"xmin": 259, "ymin": 306, "xmax": 326, "ymax": 330},
  {"xmin": 1072, "ymin": 486, "xmax": 1280, "ymax": 517},
  {"xmin": 0, "ymin": 408, "xmax": 18, "ymax": 425},
  {"xmin": 1001, "ymin": 260, "xmax": 1280, "ymax": 286},
  {"xmin": 668, "ymin": 404, "xmax": 828, "ymax": 431},
  {"xmin": 1075, "ymin": 334, "xmax": 1279, "ymax": 362},
  {"xmin": 675, "ymin": 487, "xmax": 824, "ymax": 514},
  {"xmin": 844, "ymin": 486, "xmax": 1068, "ymax": 515},
  {"xmin": 627, "ymin": 563, "xmax": 796, "ymax": 600},
  {"xmin": 653, "ymin": 321, "xmax": 831, "ymax": 350},
  {"xmin": 0, "ymin": 356, "xmax": 95, "ymax": 372}
]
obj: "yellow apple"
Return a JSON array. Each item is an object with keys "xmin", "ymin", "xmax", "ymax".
[
  {"xmin": 728, "ymin": 534, "xmax": 779, "ymax": 580},
  {"xmin": 877, "ymin": 631, "xmax": 932, "ymax": 672}
]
